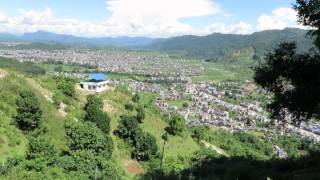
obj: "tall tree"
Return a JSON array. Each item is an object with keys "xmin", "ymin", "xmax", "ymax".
[
  {"xmin": 114, "ymin": 116, "xmax": 140, "ymax": 140},
  {"xmin": 15, "ymin": 90, "xmax": 42, "ymax": 131},
  {"xmin": 84, "ymin": 95, "xmax": 111, "ymax": 133},
  {"xmin": 65, "ymin": 121, "xmax": 113, "ymax": 158},
  {"xmin": 131, "ymin": 131, "xmax": 158, "ymax": 161},
  {"xmin": 254, "ymin": 1, "xmax": 320, "ymax": 122},
  {"xmin": 166, "ymin": 115, "xmax": 185, "ymax": 136},
  {"xmin": 295, "ymin": 0, "xmax": 320, "ymax": 49}
]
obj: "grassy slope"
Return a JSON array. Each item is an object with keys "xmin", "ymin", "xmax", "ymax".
[
  {"xmin": 0, "ymin": 71, "xmax": 68, "ymax": 163},
  {"xmin": 192, "ymin": 47, "xmax": 254, "ymax": 82},
  {"xmin": 138, "ymin": 93, "xmax": 200, "ymax": 158},
  {"xmin": 36, "ymin": 63, "xmax": 84, "ymax": 72},
  {"xmin": 100, "ymin": 89, "xmax": 200, "ymax": 175}
]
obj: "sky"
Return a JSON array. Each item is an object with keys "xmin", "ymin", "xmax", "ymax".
[{"xmin": 0, "ymin": 0, "xmax": 307, "ymax": 37}]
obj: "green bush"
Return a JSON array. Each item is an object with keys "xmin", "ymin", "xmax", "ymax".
[
  {"xmin": 132, "ymin": 131, "xmax": 158, "ymax": 161},
  {"xmin": 85, "ymin": 96, "xmax": 111, "ymax": 134},
  {"xmin": 27, "ymin": 137, "xmax": 57, "ymax": 161},
  {"xmin": 166, "ymin": 114, "xmax": 185, "ymax": 136},
  {"xmin": 15, "ymin": 90, "xmax": 42, "ymax": 131},
  {"xmin": 56, "ymin": 77, "xmax": 76, "ymax": 98},
  {"xmin": 114, "ymin": 116, "xmax": 140, "ymax": 140},
  {"xmin": 65, "ymin": 121, "xmax": 113, "ymax": 159}
]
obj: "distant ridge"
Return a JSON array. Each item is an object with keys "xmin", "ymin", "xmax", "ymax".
[
  {"xmin": 0, "ymin": 28, "xmax": 313, "ymax": 60},
  {"xmin": 0, "ymin": 31, "xmax": 163, "ymax": 47},
  {"xmin": 148, "ymin": 28, "xmax": 314, "ymax": 60}
]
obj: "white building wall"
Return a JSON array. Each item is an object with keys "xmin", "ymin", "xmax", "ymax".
[{"xmin": 80, "ymin": 80, "xmax": 109, "ymax": 93}]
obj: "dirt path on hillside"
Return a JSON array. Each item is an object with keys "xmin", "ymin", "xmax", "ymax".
[
  {"xmin": 201, "ymin": 140, "xmax": 229, "ymax": 157},
  {"xmin": 25, "ymin": 78, "xmax": 53, "ymax": 103},
  {"xmin": 124, "ymin": 160, "xmax": 144, "ymax": 174},
  {"xmin": 0, "ymin": 69, "xmax": 8, "ymax": 79},
  {"xmin": 58, "ymin": 102, "xmax": 68, "ymax": 117}
]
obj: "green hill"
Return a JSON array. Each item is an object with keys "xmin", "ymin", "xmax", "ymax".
[
  {"xmin": 149, "ymin": 28, "xmax": 314, "ymax": 62},
  {"xmin": 0, "ymin": 59, "xmax": 320, "ymax": 179}
]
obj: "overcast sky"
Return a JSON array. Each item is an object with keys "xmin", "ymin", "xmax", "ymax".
[{"xmin": 0, "ymin": 0, "xmax": 306, "ymax": 37}]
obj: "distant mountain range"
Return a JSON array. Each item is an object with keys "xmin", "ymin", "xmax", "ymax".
[
  {"xmin": 0, "ymin": 28, "xmax": 314, "ymax": 61},
  {"xmin": 0, "ymin": 31, "xmax": 163, "ymax": 47},
  {"xmin": 147, "ymin": 28, "xmax": 314, "ymax": 61}
]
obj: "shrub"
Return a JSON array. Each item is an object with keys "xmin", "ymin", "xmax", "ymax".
[
  {"xmin": 85, "ymin": 95, "xmax": 111, "ymax": 133},
  {"xmin": 166, "ymin": 114, "xmax": 185, "ymax": 136},
  {"xmin": 65, "ymin": 121, "xmax": 113, "ymax": 158},
  {"xmin": 114, "ymin": 116, "xmax": 140, "ymax": 140},
  {"xmin": 15, "ymin": 90, "xmax": 42, "ymax": 131},
  {"xmin": 132, "ymin": 93, "xmax": 140, "ymax": 103}
]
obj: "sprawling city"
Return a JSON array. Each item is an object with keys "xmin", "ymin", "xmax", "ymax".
[{"xmin": 0, "ymin": 0, "xmax": 320, "ymax": 179}]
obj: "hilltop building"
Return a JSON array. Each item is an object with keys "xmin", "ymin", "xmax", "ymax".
[{"xmin": 80, "ymin": 73, "xmax": 109, "ymax": 93}]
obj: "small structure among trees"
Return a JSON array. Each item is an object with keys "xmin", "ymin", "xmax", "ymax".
[{"xmin": 80, "ymin": 73, "xmax": 110, "ymax": 93}]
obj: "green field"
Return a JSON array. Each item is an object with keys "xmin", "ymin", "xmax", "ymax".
[{"xmin": 36, "ymin": 63, "xmax": 85, "ymax": 72}]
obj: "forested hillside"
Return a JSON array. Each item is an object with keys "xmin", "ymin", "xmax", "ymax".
[{"xmin": 149, "ymin": 28, "xmax": 314, "ymax": 62}]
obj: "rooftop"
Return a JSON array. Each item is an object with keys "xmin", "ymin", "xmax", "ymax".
[{"xmin": 90, "ymin": 73, "xmax": 108, "ymax": 81}]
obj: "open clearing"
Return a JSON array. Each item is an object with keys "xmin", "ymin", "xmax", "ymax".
[
  {"xmin": 201, "ymin": 140, "xmax": 229, "ymax": 157},
  {"xmin": 0, "ymin": 69, "xmax": 8, "ymax": 78},
  {"xmin": 124, "ymin": 160, "xmax": 144, "ymax": 174},
  {"xmin": 58, "ymin": 102, "xmax": 68, "ymax": 117},
  {"xmin": 25, "ymin": 78, "xmax": 53, "ymax": 103}
]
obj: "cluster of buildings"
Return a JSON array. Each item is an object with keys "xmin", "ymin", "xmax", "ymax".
[
  {"xmin": 129, "ymin": 80, "xmax": 270, "ymax": 131},
  {"xmin": 0, "ymin": 47, "xmax": 203, "ymax": 76}
]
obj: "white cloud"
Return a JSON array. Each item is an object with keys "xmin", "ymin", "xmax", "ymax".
[
  {"xmin": 0, "ymin": 5, "xmax": 308, "ymax": 37},
  {"xmin": 17, "ymin": 8, "xmax": 53, "ymax": 24},
  {"xmin": 104, "ymin": 0, "xmax": 221, "ymax": 36},
  {"xmin": 256, "ymin": 7, "xmax": 305, "ymax": 31},
  {"xmin": 204, "ymin": 21, "xmax": 253, "ymax": 35},
  {"xmin": 0, "ymin": 0, "xmax": 223, "ymax": 37}
]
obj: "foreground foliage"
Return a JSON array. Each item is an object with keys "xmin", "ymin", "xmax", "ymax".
[{"xmin": 254, "ymin": 0, "xmax": 320, "ymax": 121}]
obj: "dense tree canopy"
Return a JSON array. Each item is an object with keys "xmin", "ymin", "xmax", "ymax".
[
  {"xmin": 166, "ymin": 114, "xmax": 186, "ymax": 136},
  {"xmin": 254, "ymin": 0, "xmax": 320, "ymax": 122},
  {"xmin": 254, "ymin": 43, "xmax": 320, "ymax": 121},
  {"xmin": 115, "ymin": 116, "xmax": 140, "ymax": 140},
  {"xmin": 15, "ymin": 90, "xmax": 42, "ymax": 131},
  {"xmin": 136, "ymin": 106, "xmax": 145, "ymax": 123},
  {"xmin": 85, "ymin": 95, "xmax": 104, "ymax": 110},
  {"xmin": 56, "ymin": 77, "xmax": 76, "ymax": 98},
  {"xmin": 65, "ymin": 121, "xmax": 113, "ymax": 158},
  {"xmin": 132, "ymin": 130, "xmax": 158, "ymax": 161},
  {"xmin": 84, "ymin": 95, "xmax": 111, "ymax": 133},
  {"xmin": 295, "ymin": 0, "xmax": 320, "ymax": 49},
  {"xmin": 115, "ymin": 115, "xmax": 158, "ymax": 161}
]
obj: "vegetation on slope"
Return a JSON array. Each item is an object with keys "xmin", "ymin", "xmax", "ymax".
[{"xmin": 150, "ymin": 28, "xmax": 313, "ymax": 62}]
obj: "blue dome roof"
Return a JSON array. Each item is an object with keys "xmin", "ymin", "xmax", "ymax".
[{"xmin": 90, "ymin": 73, "xmax": 108, "ymax": 81}]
